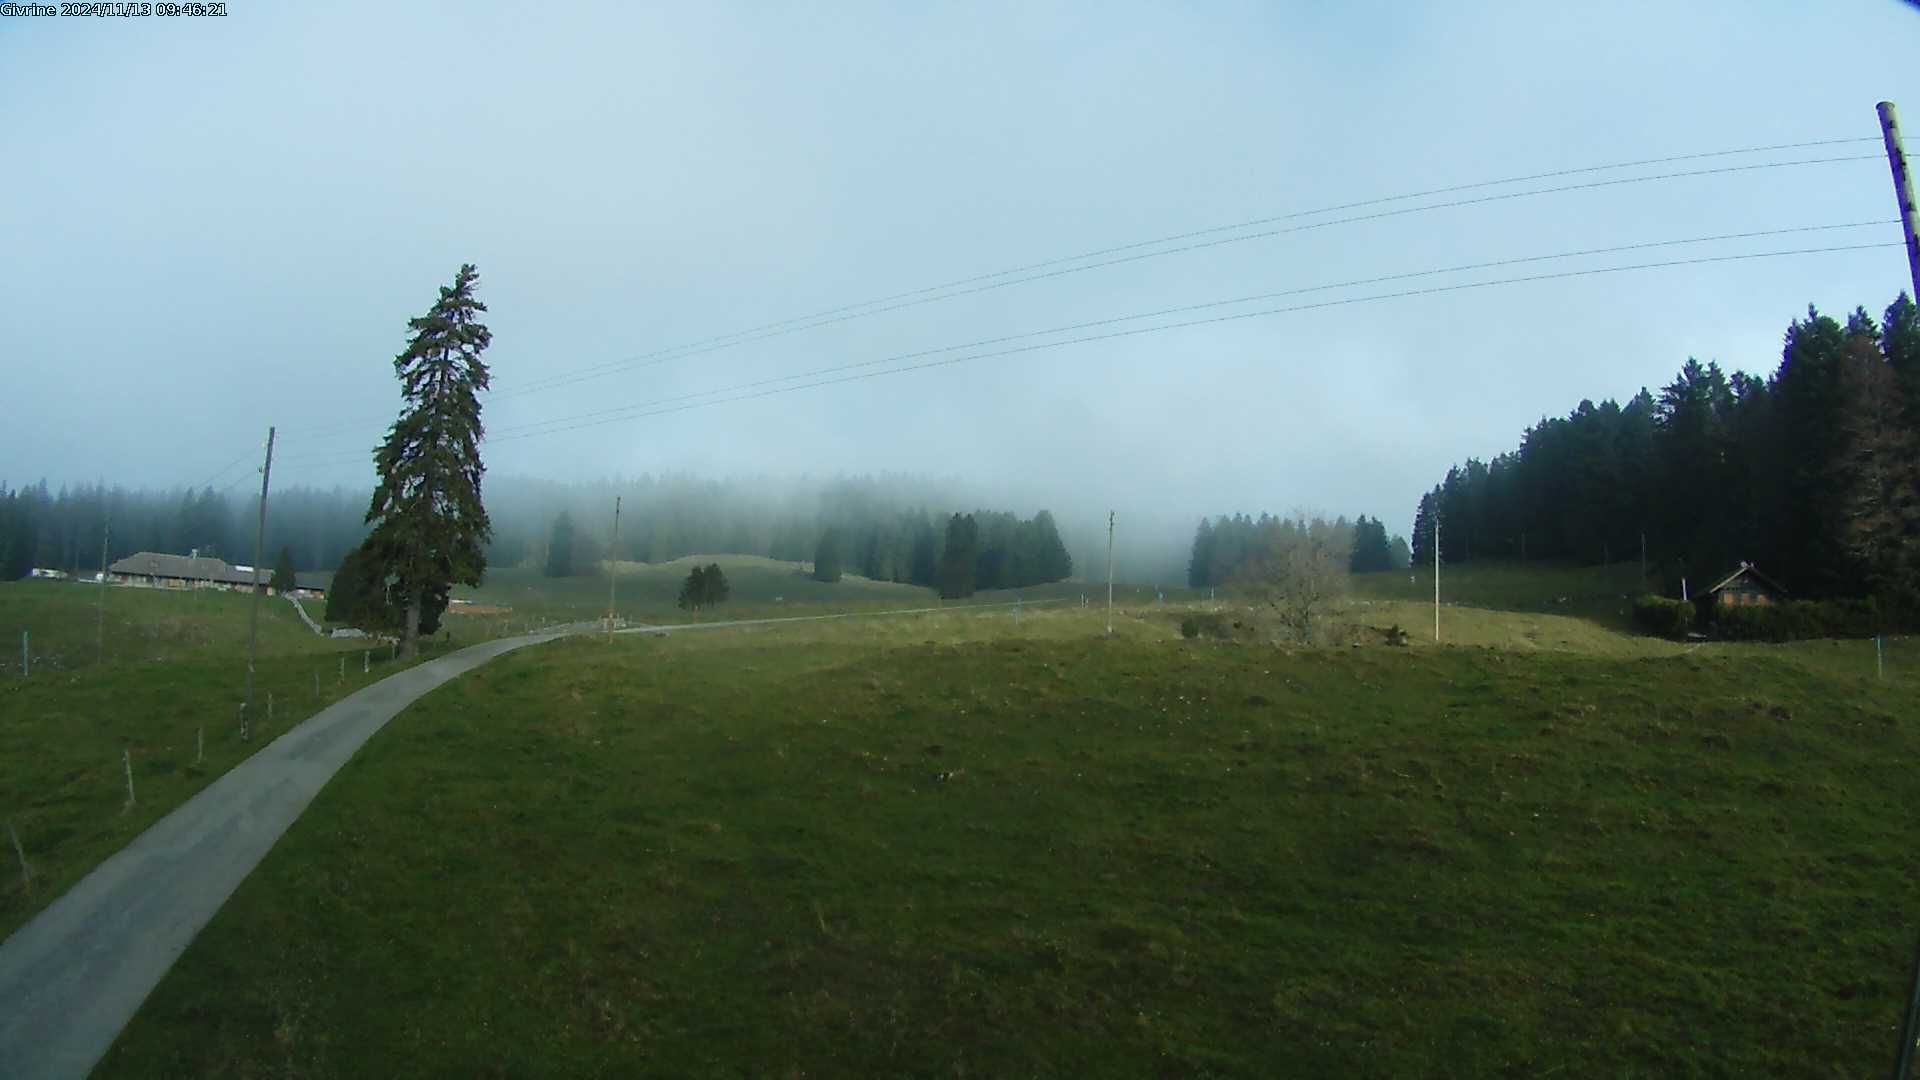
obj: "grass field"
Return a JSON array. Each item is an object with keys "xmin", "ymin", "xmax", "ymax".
[
  {"xmin": 0, "ymin": 561, "xmax": 1106, "ymax": 946},
  {"xmin": 0, "ymin": 580, "xmax": 457, "ymax": 941},
  {"xmin": 94, "ymin": 594, "xmax": 1920, "ymax": 1077},
  {"xmin": 1351, "ymin": 560, "xmax": 1652, "ymax": 626},
  {"xmin": 446, "ymin": 556, "xmax": 1111, "ymax": 636}
]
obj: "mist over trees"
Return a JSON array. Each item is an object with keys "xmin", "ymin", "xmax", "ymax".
[
  {"xmin": 812, "ymin": 528, "xmax": 844, "ymax": 583},
  {"xmin": 1189, "ymin": 512, "xmax": 1404, "ymax": 587},
  {"xmin": 544, "ymin": 512, "xmax": 576, "ymax": 577},
  {"xmin": 0, "ymin": 481, "xmax": 369, "ymax": 581},
  {"xmin": 1416, "ymin": 293, "xmax": 1920, "ymax": 613},
  {"xmin": 5, "ymin": 465, "xmax": 1227, "ymax": 607}
]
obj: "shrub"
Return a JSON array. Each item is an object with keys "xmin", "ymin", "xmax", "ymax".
[
  {"xmin": 1180, "ymin": 613, "xmax": 1233, "ymax": 640},
  {"xmin": 1716, "ymin": 598, "xmax": 1879, "ymax": 642},
  {"xmin": 1632, "ymin": 595, "xmax": 1694, "ymax": 638}
]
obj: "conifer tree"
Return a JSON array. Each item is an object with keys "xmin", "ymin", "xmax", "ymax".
[
  {"xmin": 937, "ymin": 513, "xmax": 978, "ymax": 599},
  {"xmin": 270, "ymin": 545, "xmax": 297, "ymax": 594},
  {"xmin": 678, "ymin": 564, "xmax": 709, "ymax": 611},
  {"xmin": 363, "ymin": 264, "xmax": 493, "ymax": 656},
  {"xmin": 545, "ymin": 512, "xmax": 575, "ymax": 578},
  {"xmin": 813, "ymin": 529, "xmax": 843, "ymax": 583}
]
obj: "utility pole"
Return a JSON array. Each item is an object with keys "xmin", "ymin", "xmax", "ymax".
[
  {"xmin": 241, "ymin": 426, "xmax": 275, "ymax": 740},
  {"xmin": 96, "ymin": 519, "xmax": 109, "ymax": 664},
  {"xmin": 1433, "ymin": 514, "xmax": 1441, "ymax": 643},
  {"xmin": 1105, "ymin": 511, "xmax": 1115, "ymax": 637},
  {"xmin": 606, "ymin": 495, "xmax": 621, "ymax": 642},
  {"xmin": 1640, "ymin": 529, "xmax": 1647, "ymax": 587},
  {"xmin": 1878, "ymin": 102, "xmax": 1920, "ymax": 300},
  {"xmin": 1883, "ymin": 103, "xmax": 1920, "ymax": 1072}
]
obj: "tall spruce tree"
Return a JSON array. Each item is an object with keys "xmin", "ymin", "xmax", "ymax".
[
  {"xmin": 813, "ymin": 528, "xmax": 843, "ymax": 583},
  {"xmin": 271, "ymin": 545, "xmax": 297, "ymax": 594},
  {"xmin": 678, "ymin": 564, "xmax": 709, "ymax": 611},
  {"xmin": 938, "ymin": 513, "xmax": 979, "ymax": 599},
  {"xmin": 363, "ymin": 263, "xmax": 493, "ymax": 657},
  {"xmin": 1187, "ymin": 518, "xmax": 1216, "ymax": 587},
  {"xmin": 545, "ymin": 511, "xmax": 575, "ymax": 577},
  {"xmin": 1349, "ymin": 516, "xmax": 1393, "ymax": 573}
]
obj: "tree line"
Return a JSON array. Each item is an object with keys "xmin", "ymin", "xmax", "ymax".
[
  {"xmin": 1187, "ymin": 512, "xmax": 1406, "ymax": 587},
  {"xmin": 806, "ymin": 508, "xmax": 1073, "ymax": 597},
  {"xmin": 0, "ymin": 481, "xmax": 369, "ymax": 582},
  {"xmin": 1411, "ymin": 293, "xmax": 1920, "ymax": 611}
]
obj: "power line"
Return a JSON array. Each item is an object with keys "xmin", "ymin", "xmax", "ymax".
[
  {"xmin": 481, "ymin": 222, "xmax": 1894, "ymax": 440},
  {"xmin": 476, "ymin": 240, "xmax": 1901, "ymax": 447},
  {"xmin": 498, "ymin": 139, "xmax": 1883, "ymax": 399},
  {"xmin": 278, "ymin": 138, "xmax": 1882, "ymax": 441},
  {"xmin": 190, "ymin": 450, "xmax": 253, "ymax": 492}
]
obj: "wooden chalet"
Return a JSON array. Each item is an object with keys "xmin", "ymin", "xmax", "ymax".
[{"xmin": 1701, "ymin": 562, "xmax": 1787, "ymax": 609}]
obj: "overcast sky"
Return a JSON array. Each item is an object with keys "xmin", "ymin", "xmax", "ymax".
[{"xmin": 4, "ymin": 1, "xmax": 1915, "ymax": 542}]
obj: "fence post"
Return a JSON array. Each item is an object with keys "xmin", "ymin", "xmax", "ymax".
[
  {"xmin": 8, "ymin": 822, "xmax": 29, "ymax": 890},
  {"xmin": 1878, "ymin": 635, "xmax": 1885, "ymax": 680},
  {"xmin": 122, "ymin": 749, "xmax": 135, "ymax": 809},
  {"xmin": 268, "ymin": 691, "xmax": 274, "ymax": 726},
  {"xmin": 338, "ymin": 655, "xmax": 345, "ymax": 683},
  {"xmin": 196, "ymin": 726, "xmax": 203, "ymax": 765},
  {"xmin": 363, "ymin": 650, "xmax": 369, "ymax": 674},
  {"xmin": 20, "ymin": 629, "xmax": 27, "ymax": 678}
]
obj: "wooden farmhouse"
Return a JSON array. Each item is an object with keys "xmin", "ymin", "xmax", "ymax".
[
  {"xmin": 1701, "ymin": 562, "xmax": 1787, "ymax": 610},
  {"xmin": 105, "ymin": 551, "xmax": 328, "ymax": 598}
]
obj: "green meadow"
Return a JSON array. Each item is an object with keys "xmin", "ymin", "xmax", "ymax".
[{"xmin": 79, "ymin": 567, "xmax": 1920, "ymax": 1077}]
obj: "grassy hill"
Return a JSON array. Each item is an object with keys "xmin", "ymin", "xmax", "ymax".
[
  {"xmin": 97, "ymin": 602, "xmax": 1920, "ymax": 1077},
  {"xmin": 1351, "ymin": 560, "xmax": 1652, "ymax": 628}
]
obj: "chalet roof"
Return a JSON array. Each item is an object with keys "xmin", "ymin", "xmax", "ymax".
[
  {"xmin": 1704, "ymin": 561, "xmax": 1789, "ymax": 597},
  {"xmin": 109, "ymin": 552, "xmax": 248, "ymax": 584},
  {"xmin": 108, "ymin": 552, "xmax": 332, "ymax": 590}
]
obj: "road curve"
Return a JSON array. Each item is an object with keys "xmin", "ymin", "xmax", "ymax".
[{"xmin": 0, "ymin": 628, "xmax": 571, "ymax": 1080}]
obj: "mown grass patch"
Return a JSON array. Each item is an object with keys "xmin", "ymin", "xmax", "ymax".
[{"xmin": 101, "ymin": 612, "xmax": 1920, "ymax": 1077}]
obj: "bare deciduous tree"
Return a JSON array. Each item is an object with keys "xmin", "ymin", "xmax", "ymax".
[{"xmin": 1233, "ymin": 512, "xmax": 1352, "ymax": 643}]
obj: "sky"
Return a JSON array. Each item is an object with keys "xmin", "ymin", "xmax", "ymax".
[{"xmin": 3, "ymin": 1, "xmax": 1916, "ymax": 547}]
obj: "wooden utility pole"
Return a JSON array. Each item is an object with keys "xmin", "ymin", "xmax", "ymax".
[
  {"xmin": 96, "ymin": 520, "xmax": 109, "ymax": 664},
  {"xmin": 241, "ymin": 426, "xmax": 275, "ymax": 740},
  {"xmin": 1878, "ymin": 102, "xmax": 1920, "ymax": 300},
  {"xmin": 1433, "ymin": 514, "xmax": 1441, "ymax": 643},
  {"xmin": 1891, "ymin": 111, "xmax": 1920, "ymax": 1076},
  {"xmin": 606, "ymin": 495, "xmax": 622, "ymax": 642},
  {"xmin": 1105, "ymin": 511, "xmax": 1115, "ymax": 638}
]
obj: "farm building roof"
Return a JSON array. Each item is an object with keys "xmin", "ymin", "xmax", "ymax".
[
  {"xmin": 108, "ymin": 552, "xmax": 327, "ymax": 591},
  {"xmin": 1704, "ymin": 562, "xmax": 1788, "ymax": 597}
]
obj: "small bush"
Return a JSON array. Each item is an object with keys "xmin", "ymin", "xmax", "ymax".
[
  {"xmin": 1632, "ymin": 595, "xmax": 1695, "ymax": 638},
  {"xmin": 1180, "ymin": 613, "xmax": 1233, "ymax": 640}
]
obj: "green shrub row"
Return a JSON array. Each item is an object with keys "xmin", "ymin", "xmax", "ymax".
[
  {"xmin": 1631, "ymin": 595, "xmax": 1695, "ymax": 638},
  {"xmin": 1715, "ymin": 598, "xmax": 1881, "ymax": 642}
]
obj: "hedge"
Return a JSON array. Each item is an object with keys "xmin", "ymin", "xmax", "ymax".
[
  {"xmin": 1631, "ymin": 595, "xmax": 1695, "ymax": 638},
  {"xmin": 1715, "ymin": 598, "xmax": 1880, "ymax": 642}
]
